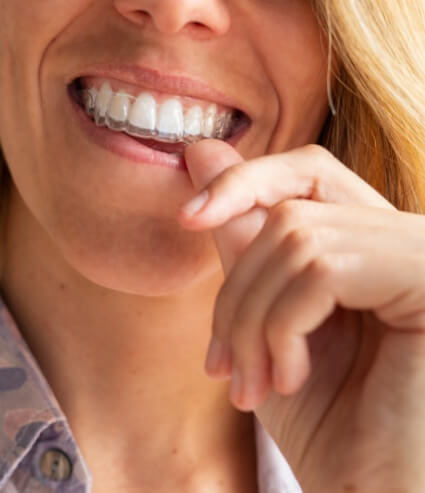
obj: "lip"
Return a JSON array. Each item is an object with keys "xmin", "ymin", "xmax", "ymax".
[
  {"xmin": 68, "ymin": 62, "xmax": 249, "ymax": 117},
  {"xmin": 67, "ymin": 83, "xmax": 249, "ymax": 172}
]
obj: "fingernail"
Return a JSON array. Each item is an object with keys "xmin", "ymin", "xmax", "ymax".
[
  {"xmin": 205, "ymin": 337, "xmax": 225, "ymax": 375},
  {"xmin": 181, "ymin": 190, "xmax": 209, "ymax": 216},
  {"xmin": 230, "ymin": 367, "xmax": 243, "ymax": 404}
]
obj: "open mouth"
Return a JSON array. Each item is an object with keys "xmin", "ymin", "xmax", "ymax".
[{"xmin": 68, "ymin": 77, "xmax": 251, "ymax": 155}]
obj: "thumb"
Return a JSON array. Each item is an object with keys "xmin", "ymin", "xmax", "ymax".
[
  {"xmin": 184, "ymin": 138, "xmax": 243, "ymax": 191},
  {"xmin": 184, "ymin": 139, "xmax": 268, "ymax": 275}
]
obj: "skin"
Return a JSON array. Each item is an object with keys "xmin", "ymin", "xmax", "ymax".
[
  {"xmin": 0, "ymin": 0, "xmax": 330, "ymax": 492},
  {"xmin": 180, "ymin": 140, "xmax": 425, "ymax": 491},
  {"xmin": 5, "ymin": 0, "xmax": 422, "ymax": 492}
]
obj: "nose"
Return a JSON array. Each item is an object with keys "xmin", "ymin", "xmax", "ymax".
[{"xmin": 113, "ymin": 0, "xmax": 231, "ymax": 37}]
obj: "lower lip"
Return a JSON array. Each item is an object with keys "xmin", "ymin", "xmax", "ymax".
[
  {"xmin": 69, "ymin": 89, "xmax": 187, "ymax": 171},
  {"xmin": 68, "ymin": 87, "xmax": 248, "ymax": 173}
]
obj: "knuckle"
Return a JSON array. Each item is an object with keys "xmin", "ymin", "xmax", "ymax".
[
  {"xmin": 221, "ymin": 162, "xmax": 248, "ymax": 189},
  {"xmin": 303, "ymin": 145, "xmax": 334, "ymax": 179},
  {"xmin": 304, "ymin": 143, "xmax": 322, "ymax": 155},
  {"xmin": 276, "ymin": 227, "xmax": 324, "ymax": 268},
  {"xmin": 308, "ymin": 254, "xmax": 334, "ymax": 280},
  {"xmin": 269, "ymin": 200, "xmax": 303, "ymax": 230},
  {"xmin": 284, "ymin": 227, "xmax": 315, "ymax": 252},
  {"xmin": 375, "ymin": 285, "xmax": 425, "ymax": 329},
  {"xmin": 304, "ymin": 143, "xmax": 332, "ymax": 162}
]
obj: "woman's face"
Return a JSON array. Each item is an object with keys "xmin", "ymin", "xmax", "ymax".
[{"xmin": 0, "ymin": 0, "xmax": 330, "ymax": 295}]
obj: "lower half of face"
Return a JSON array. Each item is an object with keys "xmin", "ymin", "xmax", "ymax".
[{"xmin": 0, "ymin": 0, "xmax": 330, "ymax": 296}]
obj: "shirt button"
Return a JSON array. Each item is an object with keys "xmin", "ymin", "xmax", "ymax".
[{"xmin": 39, "ymin": 448, "xmax": 72, "ymax": 481}]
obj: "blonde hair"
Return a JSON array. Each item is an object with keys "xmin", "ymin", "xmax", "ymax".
[
  {"xmin": 0, "ymin": 0, "xmax": 424, "ymax": 277},
  {"xmin": 315, "ymin": 0, "xmax": 425, "ymax": 212}
]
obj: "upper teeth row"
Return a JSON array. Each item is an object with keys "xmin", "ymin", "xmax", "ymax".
[{"xmin": 79, "ymin": 82, "xmax": 234, "ymax": 144}]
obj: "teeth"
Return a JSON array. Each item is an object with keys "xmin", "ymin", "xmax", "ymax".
[
  {"xmin": 94, "ymin": 82, "xmax": 113, "ymax": 126},
  {"xmin": 106, "ymin": 91, "xmax": 131, "ymax": 130},
  {"xmin": 82, "ymin": 87, "xmax": 98, "ymax": 115},
  {"xmin": 184, "ymin": 105, "xmax": 203, "ymax": 138},
  {"xmin": 215, "ymin": 112, "xmax": 232, "ymax": 140},
  {"xmin": 79, "ymin": 81, "xmax": 236, "ymax": 144},
  {"xmin": 202, "ymin": 104, "xmax": 217, "ymax": 138},
  {"xmin": 129, "ymin": 93, "xmax": 156, "ymax": 132},
  {"xmin": 157, "ymin": 99, "xmax": 184, "ymax": 140}
]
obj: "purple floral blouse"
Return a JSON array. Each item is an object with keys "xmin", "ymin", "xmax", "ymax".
[{"xmin": 0, "ymin": 292, "xmax": 302, "ymax": 493}]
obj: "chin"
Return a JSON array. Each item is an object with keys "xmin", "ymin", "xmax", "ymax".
[{"xmin": 56, "ymin": 225, "xmax": 223, "ymax": 297}]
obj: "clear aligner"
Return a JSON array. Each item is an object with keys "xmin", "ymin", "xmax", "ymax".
[{"xmin": 79, "ymin": 88, "xmax": 234, "ymax": 145}]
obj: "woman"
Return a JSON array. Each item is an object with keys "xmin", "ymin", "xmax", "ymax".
[{"xmin": 0, "ymin": 0, "xmax": 424, "ymax": 491}]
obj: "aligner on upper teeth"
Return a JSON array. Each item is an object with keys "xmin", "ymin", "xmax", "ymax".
[{"xmin": 79, "ymin": 82, "xmax": 235, "ymax": 145}]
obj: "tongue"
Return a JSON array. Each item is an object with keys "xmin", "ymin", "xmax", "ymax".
[{"xmin": 130, "ymin": 135, "xmax": 186, "ymax": 154}]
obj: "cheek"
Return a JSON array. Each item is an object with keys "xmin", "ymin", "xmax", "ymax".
[
  {"xmin": 0, "ymin": 2, "xmax": 93, "ymax": 153},
  {"xmin": 2, "ymin": 3, "xmax": 99, "ymax": 237},
  {"xmin": 0, "ymin": 0, "xmax": 93, "ymax": 105},
  {"xmin": 1, "ymin": 0, "xmax": 92, "ymax": 34},
  {"xmin": 256, "ymin": 4, "xmax": 330, "ymax": 147},
  {"xmin": 0, "ymin": 0, "xmax": 96, "ymax": 248},
  {"xmin": 267, "ymin": 9, "xmax": 328, "ymax": 98}
]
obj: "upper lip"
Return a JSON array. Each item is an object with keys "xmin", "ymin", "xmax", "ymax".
[{"xmin": 69, "ymin": 62, "xmax": 247, "ymax": 116}]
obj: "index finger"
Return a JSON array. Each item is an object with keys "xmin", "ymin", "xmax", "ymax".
[{"xmin": 179, "ymin": 143, "xmax": 395, "ymax": 229}]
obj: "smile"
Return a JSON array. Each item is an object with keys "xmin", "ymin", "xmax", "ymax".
[{"xmin": 69, "ymin": 76, "xmax": 250, "ymax": 149}]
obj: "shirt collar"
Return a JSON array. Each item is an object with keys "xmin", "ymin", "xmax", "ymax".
[
  {"xmin": 0, "ymin": 291, "xmax": 300, "ymax": 493},
  {"xmin": 0, "ymin": 292, "xmax": 92, "ymax": 491},
  {"xmin": 254, "ymin": 417, "xmax": 302, "ymax": 493}
]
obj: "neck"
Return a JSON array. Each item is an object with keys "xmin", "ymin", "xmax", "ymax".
[{"xmin": 0, "ymin": 184, "xmax": 258, "ymax": 491}]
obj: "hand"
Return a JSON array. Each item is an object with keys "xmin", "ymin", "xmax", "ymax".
[{"xmin": 178, "ymin": 140, "xmax": 425, "ymax": 492}]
